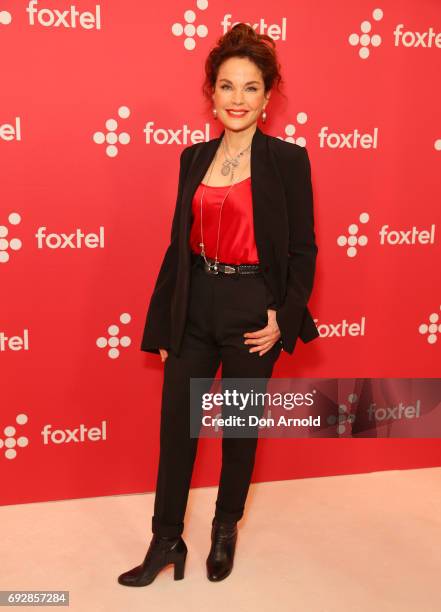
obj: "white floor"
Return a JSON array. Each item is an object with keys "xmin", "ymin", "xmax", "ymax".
[{"xmin": 2, "ymin": 467, "xmax": 441, "ymax": 612}]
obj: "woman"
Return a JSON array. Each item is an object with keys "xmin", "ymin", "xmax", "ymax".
[{"xmin": 118, "ymin": 23, "xmax": 319, "ymax": 587}]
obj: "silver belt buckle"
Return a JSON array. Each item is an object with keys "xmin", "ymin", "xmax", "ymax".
[
  {"xmin": 223, "ymin": 265, "xmax": 236, "ymax": 274},
  {"xmin": 205, "ymin": 261, "xmax": 219, "ymax": 275}
]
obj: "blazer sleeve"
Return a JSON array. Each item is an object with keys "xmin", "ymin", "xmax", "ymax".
[
  {"xmin": 275, "ymin": 145, "xmax": 319, "ymax": 354},
  {"xmin": 140, "ymin": 146, "xmax": 191, "ymax": 354}
]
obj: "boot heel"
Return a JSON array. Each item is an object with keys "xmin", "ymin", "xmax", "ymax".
[
  {"xmin": 173, "ymin": 551, "xmax": 187, "ymax": 580},
  {"xmin": 118, "ymin": 535, "xmax": 188, "ymax": 587}
]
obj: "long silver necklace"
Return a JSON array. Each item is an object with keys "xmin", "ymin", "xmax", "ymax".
[
  {"xmin": 199, "ymin": 136, "xmax": 251, "ymax": 273},
  {"xmin": 221, "ymin": 137, "xmax": 251, "ymax": 176}
]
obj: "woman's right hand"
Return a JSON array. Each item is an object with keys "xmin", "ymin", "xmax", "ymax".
[{"xmin": 159, "ymin": 348, "xmax": 168, "ymax": 362}]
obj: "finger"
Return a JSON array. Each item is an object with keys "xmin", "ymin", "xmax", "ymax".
[
  {"xmin": 248, "ymin": 340, "xmax": 273, "ymax": 352},
  {"xmin": 245, "ymin": 336, "xmax": 271, "ymax": 347},
  {"xmin": 245, "ymin": 333, "xmax": 278, "ymax": 346},
  {"xmin": 243, "ymin": 327, "xmax": 268, "ymax": 338},
  {"xmin": 255, "ymin": 343, "xmax": 273, "ymax": 355},
  {"xmin": 258, "ymin": 345, "xmax": 272, "ymax": 356}
]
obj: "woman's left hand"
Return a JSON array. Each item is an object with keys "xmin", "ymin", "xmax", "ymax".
[{"xmin": 243, "ymin": 309, "xmax": 282, "ymax": 356}]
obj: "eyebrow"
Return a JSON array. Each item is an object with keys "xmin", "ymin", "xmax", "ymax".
[{"xmin": 219, "ymin": 79, "xmax": 261, "ymax": 85}]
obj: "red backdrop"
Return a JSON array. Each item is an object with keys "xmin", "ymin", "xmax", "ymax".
[{"xmin": 1, "ymin": 0, "xmax": 440, "ymax": 505}]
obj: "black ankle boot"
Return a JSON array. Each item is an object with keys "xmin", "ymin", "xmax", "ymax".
[
  {"xmin": 118, "ymin": 534, "xmax": 187, "ymax": 587},
  {"xmin": 206, "ymin": 518, "xmax": 238, "ymax": 581}
]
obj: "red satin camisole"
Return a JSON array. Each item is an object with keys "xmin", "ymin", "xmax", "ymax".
[{"xmin": 189, "ymin": 176, "xmax": 259, "ymax": 264}]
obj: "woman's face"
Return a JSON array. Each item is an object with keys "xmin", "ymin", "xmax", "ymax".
[{"xmin": 211, "ymin": 56, "xmax": 271, "ymax": 132}]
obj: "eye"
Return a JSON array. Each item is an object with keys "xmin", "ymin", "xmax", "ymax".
[{"xmin": 220, "ymin": 84, "xmax": 258, "ymax": 91}]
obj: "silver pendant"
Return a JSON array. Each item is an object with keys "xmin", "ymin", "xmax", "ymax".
[
  {"xmin": 221, "ymin": 162, "xmax": 231, "ymax": 176},
  {"xmin": 221, "ymin": 158, "xmax": 239, "ymax": 176}
]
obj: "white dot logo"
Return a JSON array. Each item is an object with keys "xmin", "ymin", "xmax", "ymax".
[
  {"xmin": 0, "ymin": 414, "xmax": 29, "ymax": 460},
  {"xmin": 337, "ymin": 212, "xmax": 370, "ymax": 257},
  {"xmin": 0, "ymin": 212, "xmax": 23, "ymax": 264},
  {"xmin": 0, "ymin": 10, "xmax": 12, "ymax": 25},
  {"xmin": 96, "ymin": 312, "xmax": 132, "ymax": 358},
  {"xmin": 277, "ymin": 114, "xmax": 308, "ymax": 147},
  {"xmin": 434, "ymin": 139, "xmax": 441, "ymax": 151},
  {"xmin": 348, "ymin": 8, "xmax": 383, "ymax": 59},
  {"xmin": 93, "ymin": 106, "xmax": 131, "ymax": 157},
  {"xmin": 327, "ymin": 394, "xmax": 358, "ymax": 435},
  {"xmin": 418, "ymin": 308, "xmax": 441, "ymax": 344},
  {"xmin": 171, "ymin": 1, "xmax": 208, "ymax": 51}
]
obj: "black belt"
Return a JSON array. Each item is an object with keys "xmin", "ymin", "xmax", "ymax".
[{"xmin": 192, "ymin": 253, "xmax": 261, "ymax": 276}]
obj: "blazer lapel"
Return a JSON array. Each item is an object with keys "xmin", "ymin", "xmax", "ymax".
[{"xmin": 179, "ymin": 125, "xmax": 289, "ymax": 305}]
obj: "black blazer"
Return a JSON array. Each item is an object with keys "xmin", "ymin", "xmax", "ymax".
[{"xmin": 140, "ymin": 125, "xmax": 319, "ymax": 356}]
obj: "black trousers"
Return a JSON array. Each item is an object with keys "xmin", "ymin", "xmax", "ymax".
[{"xmin": 151, "ymin": 254, "xmax": 282, "ymax": 537}]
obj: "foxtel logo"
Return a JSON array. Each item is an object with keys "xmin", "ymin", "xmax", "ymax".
[
  {"xmin": 143, "ymin": 122, "xmax": 210, "ymax": 145},
  {"xmin": 41, "ymin": 421, "xmax": 107, "ymax": 444},
  {"xmin": 379, "ymin": 224, "xmax": 436, "ymax": 245},
  {"xmin": 318, "ymin": 127, "xmax": 378, "ymax": 149},
  {"xmin": 35, "ymin": 226, "xmax": 105, "ymax": 248},
  {"xmin": 26, "ymin": 1, "xmax": 101, "ymax": 29},
  {"xmin": 220, "ymin": 14, "xmax": 287, "ymax": 41},
  {"xmin": 393, "ymin": 24, "xmax": 441, "ymax": 48},
  {"xmin": 0, "ymin": 117, "xmax": 21, "ymax": 142},
  {"xmin": 314, "ymin": 317, "xmax": 366, "ymax": 338},
  {"xmin": 367, "ymin": 401, "xmax": 421, "ymax": 421}
]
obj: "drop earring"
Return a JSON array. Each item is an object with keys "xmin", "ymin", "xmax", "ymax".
[
  {"xmin": 212, "ymin": 107, "xmax": 217, "ymax": 120},
  {"xmin": 261, "ymin": 109, "xmax": 267, "ymax": 123}
]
